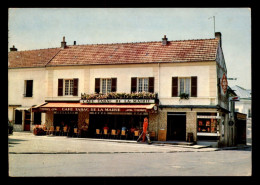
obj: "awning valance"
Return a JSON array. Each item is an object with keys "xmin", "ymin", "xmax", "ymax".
[
  {"xmin": 32, "ymin": 102, "xmax": 157, "ymax": 113},
  {"xmin": 15, "ymin": 107, "xmax": 31, "ymax": 111}
]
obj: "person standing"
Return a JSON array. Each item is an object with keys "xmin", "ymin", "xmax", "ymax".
[{"xmin": 137, "ymin": 117, "xmax": 151, "ymax": 144}]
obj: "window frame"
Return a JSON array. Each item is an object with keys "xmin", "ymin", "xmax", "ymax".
[
  {"xmin": 24, "ymin": 80, "xmax": 33, "ymax": 97},
  {"xmin": 137, "ymin": 78, "xmax": 149, "ymax": 92},
  {"xmin": 101, "ymin": 78, "xmax": 112, "ymax": 94},
  {"xmin": 178, "ymin": 77, "xmax": 191, "ymax": 96},
  {"xmin": 63, "ymin": 79, "xmax": 74, "ymax": 96}
]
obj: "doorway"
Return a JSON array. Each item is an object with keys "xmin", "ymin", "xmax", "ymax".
[
  {"xmin": 167, "ymin": 113, "xmax": 186, "ymax": 141},
  {"xmin": 24, "ymin": 110, "xmax": 31, "ymax": 131}
]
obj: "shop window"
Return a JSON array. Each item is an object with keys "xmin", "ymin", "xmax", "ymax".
[
  {"xmin": 34, "ymin": 112, "xmax": 41, "ymax": 125},
  {"xmin": 24, "ymin": 80, "xmax": 33, "ymax": 97},
  {"xmin": 197, "ymin": 113, "xmax": 218, "ymax": 133},
  {"xmin": 15, "ymin": 110, "xmax": 22, "ymax": 124}
]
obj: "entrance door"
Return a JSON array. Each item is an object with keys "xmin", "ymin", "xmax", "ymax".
[
  {"xmin": 24, "ymin": 110, "xmax": 31, "ymax": 131},
  {"xmin": 167, "ymin": 113, "xmax": 186, "ymax": 141}
]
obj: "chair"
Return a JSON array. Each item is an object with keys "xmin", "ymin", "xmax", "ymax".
[
  {"xmin": 120, "ymin": 130, "xmax": 127, "ymax": 140},
  {"xmin": 43, "ymin": 126, "xmax": 48, "ymax": 135},
  {"xmin": 95, "ymin": 129, "xmax": 102, "ymax": 138},
  {"xmin": 63, "ymin": 126, "xmax": 69, "ymax": 136},
  {"xmin": 55, "ymin": 126, "xmax": 61, "ymax": 136},
  {"xmin": 133, "ymin": 130, "xmax": 140, "ymax": 140},
  {"xmin": 149, "ymin": 131, "xmax": 156, "ymax": 141},
  {"xmin": 47, "ymin": 126, "xmax": 54, "ymax": 135},
  {"xmin": 110, "ymin": 129, "xmax": 116, "ymax": 139},
  {"xmin": 73, "ymin": 128, "xmax": 79, "ymax": 137},
  {"xmin": 103, "ymin": 129, "xmax": 109, "ymax": 139}
]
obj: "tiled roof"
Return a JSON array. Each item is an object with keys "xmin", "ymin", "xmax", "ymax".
[
  {"xmin": 8, "ymin": 38, "xmax": 219, "ymax": 68},
  {"xmin": 8, "ymin": 48, "xmax": 61, "ymax": 68}
]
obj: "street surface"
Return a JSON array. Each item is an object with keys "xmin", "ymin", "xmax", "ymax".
[{"xmin": 8, "ymin": 132, "xmax": 251, "ymax": 176}]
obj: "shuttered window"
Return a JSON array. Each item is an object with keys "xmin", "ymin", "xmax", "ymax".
[
  {"xmin": 191, "ymin": 76, "xmax": 197, "ymax": 97},
  {"xmin": 58, "ymin": 79, "xmax": 63, "ymax": 96},
  {"xmin": 95, "ymin": 78, "xmax": 101, "ymax": 93},
  {"xmin": 58, "ymin": 78, "xmax": 78, "ymax": 96},
  {"xmin": 172, "ymin": 77, "xmax": 178, "ymax": 97},
  {"xmin": 131, "ymin": 77, "xmax": 137, "ymax": 93},
  {"xmin": 111, "ymin": 78, "xmax": 117, "ymax": 92}
]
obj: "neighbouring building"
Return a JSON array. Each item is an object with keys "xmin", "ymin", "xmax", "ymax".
[{"xmin": 8, "ymin": 32, "xmax": 234, "ymax": 147}]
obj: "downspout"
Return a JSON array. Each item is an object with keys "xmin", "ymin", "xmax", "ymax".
[{"xmin": 157, "ymin": 62, "xmax": 160, "ymax": 140}]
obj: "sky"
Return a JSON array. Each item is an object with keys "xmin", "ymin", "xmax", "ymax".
[{"xmin": 8, "ymin": 8, "xmax": 251, "ymax": 89}]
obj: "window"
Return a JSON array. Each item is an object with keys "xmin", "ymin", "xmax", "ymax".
[
  {"xmin": 95, "ymin": 78, "xmax": 116, "ymax": 94},
  {"xmin": 138, "ymin": 78, "xmax": 148, "ymax": 92},
  {"xmin": 58, "ymin": 78, "xmax": 78, "ymax": 96},
  {"xmin": 101, "ymin": 79, "xmax": 112, "ymax": 94},
  {"xmin": 15, "ymin": 110, "xmax": 22, "ymax": 124},
  {"xmin": 64, "ymin": 79, "xmax": 74, "ymax": 96},
  {"xmin": 24, "ymin": 80, "xmax": 33, "ymax": 97},
  {"xmin": 179, "ymin": 78, "xmax": 190, "ymax": 95},
  {"xmin": 197, "ymin": 113, "xmax": 218, "ymax": 133},
  {"xmin": 235, "ymin": 108, "xmax": 239, "ymax": 112}
]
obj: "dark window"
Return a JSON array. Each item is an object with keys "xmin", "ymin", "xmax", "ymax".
[
  {"xmin": 24, "ymin": 80, "xmax": 33, "ymax": 97},
  {"xmin": 34, "ymin": 112, "xmax": 41, "ymax": 125},
  {"xmin": 15, "ymin": 110, "xmax": 22, "ymax": 124},
  {"xmin": 248, "ymin": 109, "xmax": 251, "ymax": 118}
]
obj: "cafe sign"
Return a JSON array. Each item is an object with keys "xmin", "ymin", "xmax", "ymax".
[
  {"xmin": 80, "ymin": 99, "xmax": 155, "ymax": 104},
  {"xmin": 39, "ymin": 107, "xmax": 150, "ymax": 112}
]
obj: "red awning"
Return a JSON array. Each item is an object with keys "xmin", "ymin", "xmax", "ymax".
[{"xmin": 32, "ymin": 102, "xmax": 157, "ymax": 113}]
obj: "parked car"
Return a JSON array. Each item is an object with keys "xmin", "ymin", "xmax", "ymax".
[{"xmin": 8, "ymin": 120, "xmax": 13, "ymax": 135}]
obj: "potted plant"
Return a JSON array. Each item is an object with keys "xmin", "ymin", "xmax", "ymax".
[{"xmin": 179, "ymin": 93, "xmax": 189, "ymax": 100}]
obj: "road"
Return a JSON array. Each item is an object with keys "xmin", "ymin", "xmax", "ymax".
[{"xmin": 8, "ymin": 132, "xmax": 252, "ymax": 176}]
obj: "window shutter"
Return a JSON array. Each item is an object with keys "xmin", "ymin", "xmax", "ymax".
[
  {"xmin": 73, "ymin": 78, "xmax": 78, "ymax": 96},
  {"xmin": 58, "ymin": 79, "xmax": 63, "ymax": 96},
  {"xmin": 148, "ymin": 77, "xmax": 154, "ymax": 93},
  {"xmin": 111, "ymin": 78, "xmax": 117, "ymax": 92},
  {"xmin": 131, "ymin": 77, "xmax": 137, "ymax": 93},
  {"xmin": 26, "ymin": 80, "xmax": 33, "ymax": 97},
  {"xmin": 172, "ymin": 77, "xmax": 178, "ymax": 97},
  {"xmin": 217, "ymin": 78, "xmax": 221, "ymax": 94},
  {"xmin": 95, "ymin": 78, "xmax": 100, "ymax": 93},
  {"xmin": 191, "ymin": 76, "xmax": 197, "ymax": 97}
]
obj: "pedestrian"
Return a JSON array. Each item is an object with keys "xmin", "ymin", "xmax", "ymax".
[{"xmin": 137, "ymin": 117, "xmax": 151, "ymax": 144}]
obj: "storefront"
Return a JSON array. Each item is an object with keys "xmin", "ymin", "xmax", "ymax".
[{"xmin": 32, "ymin": 101, "xmax": 158, "ymax": 137}]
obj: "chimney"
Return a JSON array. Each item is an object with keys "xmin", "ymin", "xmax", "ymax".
[
  {"xmin": 215, "ymin": 32, "xmax": 222, "ymax": 48},
  {"xmin": 10, "ymin": 45, "xmax": 17, "ymax": 52},
  {"xmin": 162, "ymin": 35, "xmax": 168, "ymax": 45},
  {"xmin": 74, "ymin": 41, "xmax": 76, "ymax": 45},
  {"xmin": 61, "ymin": 36, "xmax": 67, "ymax": 49}
]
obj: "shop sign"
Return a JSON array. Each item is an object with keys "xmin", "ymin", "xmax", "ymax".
[
  {"xmin": 80, "ymin": 99, "xmax": 155, "ymax": 104},
  {"xmin": 39, "ymin": 107, "xmax": 150, "ymax": 112},
  {"xmin": 197, "ymin": 115, "xmax": 218, "ymax": 119},
  {"xmin": 54, "ymin": 111, "xmax": 78, "ymax": 114},
  {"xmin": 221, "ymin": 73, "xmax": 228, "ymax": 94}
]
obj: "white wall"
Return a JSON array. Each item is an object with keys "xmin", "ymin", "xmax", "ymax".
[{"xmin": 8, "ymin": 68, "xmax": 47, "ymax": 106}]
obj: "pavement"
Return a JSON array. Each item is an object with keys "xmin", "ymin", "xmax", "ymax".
[{"xmin": 8, "ymin": 132, "xmax": 251, "ymax": 154}]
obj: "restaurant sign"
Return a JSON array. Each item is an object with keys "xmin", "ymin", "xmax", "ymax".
[
  {"xmin": 80, "ymin": 99, "xmax": 155, "ymax": 104},
  {"xmin": 39, "ymin": 107, "xmax": 149, "ymax": 112}
]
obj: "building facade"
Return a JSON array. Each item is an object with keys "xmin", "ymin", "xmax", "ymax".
[{"xmin": 8, "ymin": 33, "xmax": 233, "ymax": 147}]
